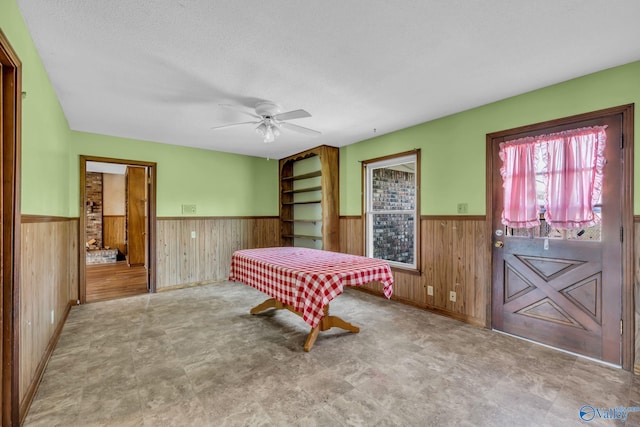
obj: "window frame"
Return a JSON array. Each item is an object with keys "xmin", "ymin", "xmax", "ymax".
[{"xmin": 362, "ymin": 149, "xmax": 421, "ymax": 272}]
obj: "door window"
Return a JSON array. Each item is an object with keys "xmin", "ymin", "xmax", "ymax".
[{"xmin": 501, "ymin": 126, "xmax": 607, "ymax": 242}]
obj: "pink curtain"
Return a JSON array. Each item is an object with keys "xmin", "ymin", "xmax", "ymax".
[
  {"xmin": 499, "ymin": 139, "xmax": 540, "ymax": 228},
  {"xmin": 499, "ymin": 126, "xmax": 607, "ymax": 230},
  {"xmin": 543, "ymin": 126, "xmax": 607, "ymax": 228}
]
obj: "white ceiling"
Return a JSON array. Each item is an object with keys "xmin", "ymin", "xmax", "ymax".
[{"xmin": 17, "ymin": 0, "xmax": 640, "ymax": 160}]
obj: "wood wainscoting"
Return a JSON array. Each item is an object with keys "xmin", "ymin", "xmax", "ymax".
[
  {"xmin": 156, "ymin": 216, "xmax": 280, "ymax": 291},
  {"xmin": 634, "ymin": 219, "xmax": 640, "ymax": 375},
  {"xmin": 340, "ymin": 215, "xmax": 490, "ymax": 327},
  {"xmin": 19, "ymin": 216, "xmax": 78, "ymax": 422}
]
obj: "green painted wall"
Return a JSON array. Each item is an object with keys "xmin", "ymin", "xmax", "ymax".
[
  {"xmin": 4, "ymin": 0, "xmax": 639, "ymax": 218},
  {"xmin": 1, "ymin": 0, "xmax": 72, "ymax": 216},
  {"xmin": 69, "ymin": 132, "xmax": 278, "ymax": 217},
  {"xmin": 3, "ymin": 0, "xmax": 278, "ymax": 218},
  {"xmin": 340, "ymin": 61, "xmax": 640, "ymax": 216}
]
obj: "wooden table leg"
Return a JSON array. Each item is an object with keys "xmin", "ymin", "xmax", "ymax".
[
  {"xmin": 304, "ymin": 304, "xmax": 360, "ymax": 351},
  {"xmin": 304, "ymin": 327, "xmax": 320, "ymax": 352},
  {"xmin": 250, "ymin": 298, "xmax": 282, "ymax": 314},
  {"xmin": 249, "ymin": 298, "xmax": 360, "ymax": 352},
  {"xmin": 320, "ymin": 316, "xmax": 360, "ymax": 333}
]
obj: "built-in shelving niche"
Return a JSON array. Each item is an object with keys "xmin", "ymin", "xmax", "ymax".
[{"xmin": 279, "ymin": 145, "xmax": 339, "ymax": 251}]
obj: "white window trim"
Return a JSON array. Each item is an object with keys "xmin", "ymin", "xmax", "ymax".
[{"xmin": 365, "ymin": 153, "xmax": 418, "ymax": 269}]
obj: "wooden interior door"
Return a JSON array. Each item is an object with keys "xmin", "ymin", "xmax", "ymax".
[
  {"xmin": 491, "ymin": 113, "xmax": 623, "ymax": 365},
  {"xmin": 0, "ymin": 29, "xmax": 21, "ymax": 425},
  {"xmin": 126, "ymin": 166, "xmax": 146, "ymax": 266}
]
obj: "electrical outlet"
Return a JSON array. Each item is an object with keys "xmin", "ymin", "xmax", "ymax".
[
  {"xmin": 427, "ymin": 285, "xmax": 434, "ymax": 296},
  {"xmin": 449, "ymin": 291, "xmax": 457, "ymax": 302},
  {"xmin": 191, "ymin": 231, "xmax": 196, "ymax": 239},
  {"xmin": 457, "ymin": 203, "xmax": 468, "ymax": 214}
]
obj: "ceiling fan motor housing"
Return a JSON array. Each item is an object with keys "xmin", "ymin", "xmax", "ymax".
[{"xmin": 255, "ymin": 101, "xmax": 281, "ymax": 118}]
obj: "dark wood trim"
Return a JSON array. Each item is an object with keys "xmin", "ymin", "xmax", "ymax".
[
  {"xmin": 18, "ymin": 300, "xmax": 73, "ymax": 425},
  {"xmin": 620, "ymin": 104, "xmax": 634, "ymax": 371},
  {"xmin": 359, "ymin": 149, "xmax": 421, "ymax": 166},
  {"xmin": 21, "ymin": 215, "xmax": 77, "ymax": 223},
  {"xmin": 634, "ymin": 216, "xmax": 640, "ymax": 223},
  {"xmin": 80, "ymin": 155, "xmax": 157, "ymax": 168},
  {"xmin": 79, "ymin": 156, "xmax": 158, "ymax": 302},
  {"xmin": 421, "ymin": 215, "xmax": 486, "ymax": 221},
  {"xmin": 277, "ymin": 144, "xmax": 339, "ymax": 162},
  {"xmin": 485, "ymin": 127, "xmax": 494, "ymax": 329},
  {"xmin": 486, "ymin": 103, "xmax": 635, "ymax": 370},
  {"xmin": 79, "ymin": 161, "xmax": 87, "ymax": 303},
  {"xmin": 147, "ymin": 164, "xmax": 157, "ymax": 293},
  {"xmin": 487, "ymin": 105, "xmax": 633, "ymax": 138},
  {"xmin": 0, "ymin": 28, "xmax": 22, "ymax": 426},
  {"xmin": 415, "ymin": 150, "xmax": 422, "ymax": 273},
  {"xmin": 157, "ymin": 215, "xmax": 279, "ymax": 221},
  {"xmin": 339, "ymin": 215, "xmax": 362, "ymax": 220}
]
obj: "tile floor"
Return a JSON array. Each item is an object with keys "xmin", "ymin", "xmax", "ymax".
[{"xmin": 24, "ymin": 282, "xmax": 639, "ymax": 426}]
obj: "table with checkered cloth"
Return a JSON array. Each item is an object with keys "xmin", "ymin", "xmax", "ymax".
[{"xmin": 229, "ymin": 247, "xmax": 394, "ymax": 329}]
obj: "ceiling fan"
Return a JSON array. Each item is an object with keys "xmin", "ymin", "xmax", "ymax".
[{"xmin": 211, "ymin": 101, "xmax": 321, "ymax": 143}]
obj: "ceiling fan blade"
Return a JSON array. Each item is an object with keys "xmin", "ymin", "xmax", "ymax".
[
  {"xmin": 280, "ymin": 122, "xmax": 321, "ymax": 136},
  {"xmin": 273, "ymin": 109, "xmax": 311, "ymax": 121},
  {"xmin": 210, "ymin": 121, "xmax": 259, "ymax": 130},
  {"xmin": 219, "ymin": 104, "xmax": 262, "ymax": 120}
]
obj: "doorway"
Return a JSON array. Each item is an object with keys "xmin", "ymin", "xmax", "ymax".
[
  {"xmin": 79, "ymin": 156, "xmax": 157, "ymax": 303},
  {"xmin": 487, "ymin": 105, "xmax": 634, "ymax": 369},
  {"xmin": 0, "ymin": 29, "xmax": 21, "ymax": 426}
]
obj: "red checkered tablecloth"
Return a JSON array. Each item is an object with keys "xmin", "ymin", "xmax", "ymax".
[{"xmin": 229, "ymin": 247, "xmax": 394, "ymax": 328}]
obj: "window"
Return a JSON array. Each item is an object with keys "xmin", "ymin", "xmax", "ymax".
[
  {"xmin": 500, "ymin": 126, "xmax": 606, "ymax": 241},
  {"xmin": 363, "ymin": 151, "xmax": 419, "ymax": 270}
]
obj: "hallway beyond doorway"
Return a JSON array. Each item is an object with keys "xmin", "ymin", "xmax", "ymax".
[{"xmin": 86, "ymin": 261, "xmax": 147, "ymax": 302}]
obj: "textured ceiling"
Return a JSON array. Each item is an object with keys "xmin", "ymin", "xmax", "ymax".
[{"xmin": 17, "ymin": 0, "xmax": 640, "ymax": 159}]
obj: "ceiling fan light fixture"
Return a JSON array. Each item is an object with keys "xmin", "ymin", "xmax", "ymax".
[
  {"xmin": 263, "ymin": 125, "xmax": 276, "ymax": 143},
  {"xmin": 255, "ymin": 122, "xmax": 267, "ymax": 137}
]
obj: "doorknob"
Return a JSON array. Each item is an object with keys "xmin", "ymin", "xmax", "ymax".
[{"xmin": 494, "ymin": 241, "xmax": 504, "ymax": 248}]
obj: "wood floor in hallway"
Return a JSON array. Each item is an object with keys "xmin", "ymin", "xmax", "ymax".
[{"xmin": 86, "ymin": 261, "xmax": 148, "ymax": 302}]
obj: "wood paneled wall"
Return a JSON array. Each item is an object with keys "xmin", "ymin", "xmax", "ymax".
[
  {"xmin": 634, "ymin": 221, "xmax": 640, "ymax": 374},
  {"xmin": 340, "ymin": 215, "xmax": 489, "ymax": 327},
  {"xmin": 339, "ymin": 216, "xmax": 364, "ymax": 256},
  {"xmin": 103, "ymin": 215, "xmax": 126, "ymax": 255},
  {"xmin": 156, "ymin": 217, "xmax": 280, "ymax": 290},
  {"xmin": 19, "ymin": 216, "xmax": 78, "ymax": 417}
]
